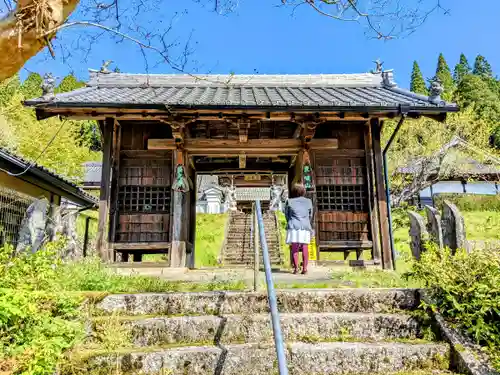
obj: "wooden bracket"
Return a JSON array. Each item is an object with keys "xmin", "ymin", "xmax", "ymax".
[
  {"xmin": 160, "ymin": 119, "xmax": 186, "ymax": 147},
  {"xmin": 301, "ymin": 121, "xmax": 323, "ymax": 145},
  {"xmin": 238, "ymin": 118, "xmax": 251, "ymax": 143},
  {"xmin": 293, "ymin": 123, "xmax": 304, "ymax": 139},
  {"xmin": 171, "ymin": 123, "xmax": 185, "ymax": 147},
  {"xmin": 239, "ymin": 152, "xmax": 247, "ymax": 169}
]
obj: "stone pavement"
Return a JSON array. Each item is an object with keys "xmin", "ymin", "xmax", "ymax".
[{"xmin": 108, "ymin": 263, "xmax": 356, "ymax": 287}]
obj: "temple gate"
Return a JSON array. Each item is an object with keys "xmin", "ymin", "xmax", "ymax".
[{"xmin": 25, "ymin": 69, "xmax": 457, "ymax": 269}]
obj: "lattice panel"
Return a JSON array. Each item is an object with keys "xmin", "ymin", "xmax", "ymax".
[
  {"xmin": 116, "ymin": 214, "xmax": 169, "ymax": 243},
  {"xmin": 118, "ymin": 186, "xmax": 171, "ymax": 213},
  {"xmin": 119, "ymin": 158, "xmax": 171, "ymax": 186},
  {"xmin": 0, "ymin": 187, "xmax": 34, "ymax": 247},
  {"xmin": 315, "ymin": 158, "xmax": 365, "ymax": 186},
  {"xmin": 316, "ymin": 185, "xmax": 367, "ymax": 212},
  {"xmin": 318, "ymin": 211, "xmax": 369, "ymax": 242}
]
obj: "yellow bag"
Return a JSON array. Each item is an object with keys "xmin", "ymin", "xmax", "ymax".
[{"xmin": 309, "ymin": 236, "xmax": 317, "ymax": 261}]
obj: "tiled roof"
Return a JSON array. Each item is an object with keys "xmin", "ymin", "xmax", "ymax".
[
  {"xmin": 25, "ymin": 71, "xmax": 458, "ymax": 112},
  {"xmin": 0, "ymin": 147, "xmax": 98, "ymax": 206},
  {"xmin": 399, "ymin": 149, "xmax": 500, "ymax": 178}
]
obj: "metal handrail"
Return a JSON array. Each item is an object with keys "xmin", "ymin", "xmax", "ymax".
[{"xmin": 255, "ymin": 200, "xmax": 288, "ymax": 375}]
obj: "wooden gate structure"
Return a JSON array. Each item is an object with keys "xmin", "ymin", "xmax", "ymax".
[{"xmin": 26, "ymin": 70, "xmax": 457, "ymax": 269}]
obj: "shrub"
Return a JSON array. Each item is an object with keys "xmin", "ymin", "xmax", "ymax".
[
  {"xmin": 0, "ymin": 243, "xmax": 246, "ymax": 374},
  {"xmin": 434, "ymin": 193, "xmax": 500, "ymax": 212},
  {"xmin": 406, "ymin": 246, "xmax": 500, "ymax": 369},
  {"xmin": 0, "ymin": 244, "xmax": 84, "ymax": 375}
]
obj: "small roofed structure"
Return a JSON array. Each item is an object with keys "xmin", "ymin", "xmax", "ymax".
[
  {"xmin": 25, "ymin": 68, "xmax": 458, "ymax": 269},
  {"xmin": 0, "ymin": 147, "xmax": 97, "ymax": 207},
  {"xmin": 399, "ymin": 148, "xmax": 500, "ymax": 207}
]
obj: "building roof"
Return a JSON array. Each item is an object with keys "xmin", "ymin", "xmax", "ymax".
[
  {"xmin": 25, "ymin": 71, "xmax": 458, "ymax": 114},
  {"xmin": 0, "ymin": 148, "xmax": 98, "ymax": 207},
  {"xmin": 399, "ymin": 149, "xmax": 500, "ymax": 180}
]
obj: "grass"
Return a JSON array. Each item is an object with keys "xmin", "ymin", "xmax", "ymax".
[
  {"xmin": 194, "ymin": 213, "xmax": 227, "ymax": 267},
  {"xmin": 55, "ymin": 257, "xmax": 246, "ymax": 293},
  {"xmin": 462, "ymin": 211, "xmax": 500, "ymax": 240},
  {"xmin": 392, "ymin": 208, "xmax": 500, "ymax": 258}
]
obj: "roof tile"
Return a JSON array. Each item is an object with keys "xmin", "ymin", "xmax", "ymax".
[{"xmin": 25, "ymin": 72, "xmax": 458, "ymax": 111}]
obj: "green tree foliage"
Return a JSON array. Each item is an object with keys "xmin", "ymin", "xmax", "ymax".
[
  {"xmin": 435, "ymin": 53, "xmax": 455, "ymax": 101},
  {"xmin": 455, "ymin": 74, "xmax": 500, "ymax": 123},
  {"xmin": 20, "ymin": 73, "xmax": 43, "ymax": 99},
  {"xmin": 410, "ymin": 61, "xmax": 428, "ymax": 95},
  {"xmin": 473, "ymin": 55, "xmax": 494, "ymax": 78},
  {"xmin": 453, "ymin": 53, "xmax": 471, "ymax": 85},
  {"xmin": 0, "ymin": 74, "xmax": 101, "ymax": 182},
  {"xmin": 55, "ymin": 73, "xmax": 85, "ymax": 94},
  {"xmin": 0, "ymin": 74, "xmax": 20, "ymax": 107},
  {"xmin": 53, "ymin": 74, "xmax": 102, "ymax": 152}
]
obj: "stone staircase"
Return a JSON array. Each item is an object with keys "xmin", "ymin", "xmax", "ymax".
[
  {"xmin": 69, "ymin": 289, "xmax": 461, "ymax": 374},
  {"xmin": 221, "ymin": 210, "xmax": 282, "ymax": 266}
]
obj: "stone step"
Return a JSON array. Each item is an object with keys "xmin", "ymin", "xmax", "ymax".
[
  {"xmin": 103, "ymin": 312, "xmax": 423, "ymax": 347},
  {"xmin": 77, "ymin": 342, "xmax": 449, "ymax": 375},
  {"xmin": 223, "ymin": 256, "xmax": 281, "ymax": 264},
  {"xmin": 96, "ymin": 289, "xmax": 419, "ymax": 316}
]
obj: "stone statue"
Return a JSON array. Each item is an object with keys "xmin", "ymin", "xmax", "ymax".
[
  {"xmin": 172, "ymin": 165, "xmax": 192, "ymax": 193},
  {"xmin": 227, "ymin": 184, "xmax": 237, "ymax": 211},
  {"xmin": 41, "ymin": 73, "xmax": 56, "ymax": 98},
  {"xmin": 16, "ymin": 198, "xmax": 49, "ymax": 254},
  {"xmin": 269, "ymin": 184, "xmax": 283, "ymax": 212},
  {"xmin": 428, "ymin": 76, "xmax": 445, "ymax": 104},
  {"xmin": 60, "ymin": 209, "xmax": 80, "ymax": 260}
]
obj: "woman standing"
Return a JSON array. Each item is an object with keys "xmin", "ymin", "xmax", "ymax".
[{"xmin": 284, "ymin": 183, "xmax": 313, "ymax": 275}]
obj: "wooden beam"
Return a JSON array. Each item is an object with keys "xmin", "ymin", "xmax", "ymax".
[
  {"xmin": 46, "ymin": 107, "xmax": 386, "ymax": 121},
  {"xmin": 239, "ymin": 153, "xmax": 246, "ymax": 168},
  {"xmin": 113, "ymin": 242, "xmax": 171, "ymax": 251},
  {"xmin": 185, "ymin": 138, "xmax": 302, "ymax": 155},
  {"xmin": 108, "ymin": 121, "xmax": 122, "ymax": 249},
  {"xmin": 318, "ymin": 241, "xmax": 373, "ymax": 249},
  {"xmin": 308, "ymin": 138, "xmax": 338, "ymax": 149},
  {"xmin": 96, "ymin": 118, "xmax": 113, "ymax": 261},
  {"xmin": 371, "ymin": 118, "xmax": 393, "ymax": 270},
  {"xmin": 148, "ymin": 139, "xmax": 176, "ymax": 150},
  {"xmin": 364, "ymin": 124, "xmax": 381, "ymax": 265},
  {"xmin": 170, "ymin": 149, "xmax": 189, "ymax": 268}
]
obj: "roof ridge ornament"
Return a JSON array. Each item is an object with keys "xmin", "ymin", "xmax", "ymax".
[
  {"xmin": 381, "ymin": 70, "xmax": 396, "ymax": 87},
  {"xmin": 88, "ymin": 60, "xmax": 114, "ymax": 74},
  {"xmin": 41, "ymin": 73, "xmax": 56, "ymax": 99},
  {"xmin": 371, "ymin": 59, "xmax": 384, "ymax": 74},
  {"xmin": 428, "ymin": 76, "xmax": 445, "ymax": 105}
]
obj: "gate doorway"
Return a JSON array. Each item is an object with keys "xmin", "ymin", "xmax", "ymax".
[{"xmin": 194, "ymin": 169, "xmax": 287, "ymax": 268}]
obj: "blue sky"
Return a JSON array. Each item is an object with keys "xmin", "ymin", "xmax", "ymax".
[{"xmin": 23, "ymin": 0, "xmax": 500, "ymax": 89}]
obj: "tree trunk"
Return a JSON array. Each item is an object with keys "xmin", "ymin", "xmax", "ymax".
[{"xmin": 0, "ymin": 0, "xmax": 79, "ymax": 81}]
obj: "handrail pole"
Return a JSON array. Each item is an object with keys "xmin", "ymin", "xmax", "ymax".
[
  {"xmin": 255, "ymin": 200, "xmax": 288, "ymax": 375},
  {"xmin": 253, "ymin": 203, "xmax": 259, "ymax": 292}
]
